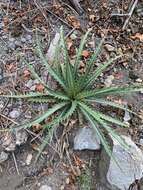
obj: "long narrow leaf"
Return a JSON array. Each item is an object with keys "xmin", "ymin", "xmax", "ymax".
[
  {"xmin": 80, "ymin": 108, "xmax": 113, "ymax": 160},
  {"xmin": 77, "ymin": 85, "xmax": 143, "ymax": 99},
  {"xmin": 78, "ymin": 102, "xmax": 128, "ymax": 127},
  {"xmin": 85, "ymin": 98, "xmax": 136, "ymax": 115},
  {"xmin": 60, "ymin": 27, "xmax": 74, "ymax": 93},
  {"xmin": 74, "ymin": 30, "xmax": 91, "ymax": 78},
  {"xmin": 82, "ymin": 55, "xmax": 121, "ymax": 90},
  {"xmin": 14, "ymin": 102, "xmax": 68, "ymax": 129}
]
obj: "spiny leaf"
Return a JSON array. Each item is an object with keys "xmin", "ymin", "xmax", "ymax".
[
  {"xmin": 85, "ymin": 98, "xmax": 136, "ymax": 115},
  {"xmin": 82, "ymin": 55, "xmax": 121, "ymax": 89},
  {"xmin": 14, "ymin": 102, "xmax": 68, "ymax": 129},
  {"xmin": 60, "ymin": 26, "xmax": 74, "ymax": 93},
  {"xmin": 74, "ymin": 29, "xmax": 91, "ymax": 78},
  {"xmin": 78, "ymin": 102, "xmax": 128, "ymax": 127},
  {"xmin": 0, "ymin": 92, "xmax": 46, "ymax": 99},
  {"xmin": 77, "ymin": 85, "xmax": 143, "ymax": 99},
  {"xmin": 84, "ymin": 38, "xmax": 105, "ymax": 77},
  {"xmin": 80, "ymin": 108, "xmax": 113, "ymax": 160}
]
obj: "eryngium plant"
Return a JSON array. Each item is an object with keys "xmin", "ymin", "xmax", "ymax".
[{"xmin": 1, "ymin": 27, "xmax": 142, "ymax": 160}]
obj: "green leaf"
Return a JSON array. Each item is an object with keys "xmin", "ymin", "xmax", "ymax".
[
  {"xmin": 0, "ymin": 92, "xmax": 46, "ymax": 99},
  {"xmin": 74, "ymin": 30, "xmax": 91, "ymax": 78},
  {"xmin": 80, "ymin": 108, "xmax": 113, "ymax": 160},
  {"xmin": 14, "ymin": 102, "xmax": 68, "ymax": 129},
  {"xmin": 94, "ymin": 116, "xmax": 129, "ymax": 150},
  {"xmin": 85, "ymin": 98, "xmax": 135, "ymax": 115},
  {"xmin": 84, "ymin": 38, "xmax": 105, "ymax": 77},
  {"xmin": 60, "ymin": 26, "xmax": 74, "ymax": 94},
  {"xmin": 78, "ymin": 102, "xmax": 128, "ymax": 127},
  {"xmin": 82, "ymin": 55, "xmax": 121, "ymax": 90},
  {"xmin": 77, "ymin": 85, "xmax": 143, "ymax": 99}
]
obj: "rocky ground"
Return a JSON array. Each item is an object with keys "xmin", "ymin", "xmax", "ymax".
[{"xmin": 0, "ymin": 0, "xmax": 143, "ymax": 189}]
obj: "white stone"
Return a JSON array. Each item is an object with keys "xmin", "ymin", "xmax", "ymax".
[
  {"xmin": 39, "ymin": 185, "xmax": 52, "ymax": 190},
  {"xmin": 74, "ymin": 127, "xmax": 101, "ymax": 150},
  {"xmin": 107, "ymin": 135, "xmax": 143, "ymax": 190},
  {"xmin": 105, "ymin": 44, "xmax": 115, "ymax": 52},
  {"xmin": 9, "ymin": 109, "xmax": 20, "ymax": 119}
]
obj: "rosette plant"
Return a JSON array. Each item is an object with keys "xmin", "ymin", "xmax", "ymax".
[{"xmin": 1, "ymin": 27, "xmax": 142, "ymax": 160}]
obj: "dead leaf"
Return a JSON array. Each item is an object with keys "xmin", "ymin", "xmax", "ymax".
[
  {"xmin": 66, "ymin": 15, "xmax": 80, "ymax": 28},
  {"xmin": 89, "ymin": 14, "xmax": 96, "ymax": 22},
  {"xmin": 82, "ymin": 50, "xmax": 90, "ymax": 58},
  {"xmin": 131, "ymin": 33, "xmax": 143, "ymax": 42},
  {"xmin": 32, "ymin": 124, "xmax": 43, "ymax": 132},
  {"xmin": 23, "ymin": 69, "xmax": 31, "ymax": 78},
  {"xmin": 35, "ymin": 83, "xmax": 45, "ymax": 92}
]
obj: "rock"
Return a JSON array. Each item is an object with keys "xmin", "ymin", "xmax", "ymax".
[
  {"xmin": 105, "ymin": 44, "xmax": 115, "ymax": 52},
  {"xmin": 74, "ymin": 127, "xmax": 100, "ymax": 150},
  {"xmin": 2, "ymin": 132, "xmax": 16, "ymax": 152},
  {"xmin": 15, "ymin": 129, "xmax": 28, "ymax": 145},
  {"xmin": 136, "ymin": 78, "xmax": 142, "ymax": 83},
  {"xmin": 104, "ymin": 75, "xmax": 114, "ymax": 87},
  {"xmin": 39, "ymin": 185, "xmax": 52, "ymax": 190},
  {"xmin": 25, "ymin": 34, "xmax": 32, "ymax": 41},
  {"xmin": 25, "ymin": 153, "xmax": 33, "ymax": 165},
  {"xmin": 21, "ymin": 37, "xmax": 26, "ymax": 43},
  {"xmin": 0, "ymin": 151, "xmax": 9, "ymax": 163},
  {"xmin": 47, "ymin": 32, "xmax": 60, "ymax": 63},
  {"xmin": 99, "ymin": 135, "xmax": 143, "ymax": 190},
  {"xmin": 123, "ymin": 110, "xmax": 131, "ymax": 122},
  {"xmin": 139, "ymin": 138, "xmax": 143, "ymax": 146},
  {"xmin": 25, "ymin": 79, "xmax": 34, "ymax": 88},
  {"xmin": 9, "ymin": 109, "xmax": 20, "ymax": 119},
  {"xmin": 8, "ymin": 42, "xmax": 16, "ymax": 50},
  {"xmin": 15, "ymin": 40, "xmax": 22, "ymax": 48}
]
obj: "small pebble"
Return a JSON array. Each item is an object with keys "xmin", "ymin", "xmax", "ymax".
[
  {"xmin": 0, "ymin": 151, "xmax": 9, "ymax": 163},
  {"xmin": 123, "ymin": 110, "xmax": 131, "ymax": 122},
  {"xmin": 15, "ymin": 129, "xmax": 28, "ymax": 145},
  {"xmin": 136, "ymin": 78, "xmax": 142, "ymax": 83},
  {"xmin": 9, "ymin": 38, "xmax": 15, "ymax": 42},
  {"xmin": 8, "ymin": 42, "xmax": 16, "ymax": 50},
  {"xmin": 25, "ymin": 34, "xmax": 32, "ymax": 41},
  {"xmin": 25, "ymin": 153, "xmax": 33, "ymax": 165},
  {"xmin": 105, "ymin": 44, "xmax": 115, "ymax": 52},
  {"xmin": 104, "ymin": 75, "xmax": 114, "ymax": 87},
  {"xmin": 39, "ymin": 185, "xmax": 52, "ymax": 190},
  {"xmin": 21, "ymin": 37, "xmax": 26, "ymax": 43},
  {"xmin": 139, "ymin": 139, "xmax": 143, "ymax": 146},
  {"xmin": 9, "ymin": 109, "xmax": 20, "ymax": 119}
]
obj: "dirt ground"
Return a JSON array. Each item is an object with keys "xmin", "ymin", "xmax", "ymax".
[{"xmin": 0, "ymin": 0, "xmax": 143, "ymax": 189}]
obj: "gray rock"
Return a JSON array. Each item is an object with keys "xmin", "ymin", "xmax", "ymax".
[
  {"xmin": 139, "ymin": 138, "xmax": 143, "ymax": 146},
  {"xmin": 15, "ymin": 129, "xmax": 28, "ymax": 146},
  {"xmin": 0, "ymin": 151, "xmax": 9, "ymax": 163},
  {"xmin": 8, "ymin": 42, "xmax": 16, "ymax": 50},
  {"xmin": 15, "ymin": 40, "xmax": 22, "ymax": 48},
  {"xmin": 123, "ymin": 110, "xmax": 131, "ymax": 122},
  {"xmin": 21, "ymin": 37, "xmax": 26, "ymax": 43},
  {"xmin": 9, "ymin": 109, "xmax": 20, "ymax": 119},
  {"xmin": 99, "ymin": 135, "xmax": 143, "ymax": 190},
  {"xmin": 39, "ymin": 185, "xmax": 52, "ymax": 190},
  {"xmin": 25, "ymin": 34, "xmax": 32, "ymax": 41},
  {"xmin": 74, "ymin": 127, "xmax": 100, "ymax": 150},
  {"xmin": 25, "ymin": 79, "xmax": 34, "ymax": 88},
  {"xmin": 9, "ymin": 37, "xmax": 15, "ymax": 42},
  {"xmin": 105, "ymin": 44, "xmax": 115, "ymax": 52}
]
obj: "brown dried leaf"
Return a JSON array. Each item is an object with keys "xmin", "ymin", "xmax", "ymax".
[{"xmin": 131, "ymin": 33, "xmax": 143, "ymax": 42}]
